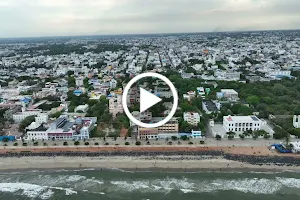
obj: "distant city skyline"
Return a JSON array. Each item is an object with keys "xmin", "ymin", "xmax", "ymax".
[{"xmin": 0, "ymin": 0, "xmax": 299, "ymax": 38}]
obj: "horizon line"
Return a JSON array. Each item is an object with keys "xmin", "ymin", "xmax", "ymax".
[{"xmin": 0, "ymin": 28, "xmax": 300, "ymax": 40}]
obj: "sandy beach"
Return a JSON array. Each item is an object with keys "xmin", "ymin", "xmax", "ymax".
[
  {"xmin": 0, "ymin": 146, "xmax": 299, "ymax": 171},
  {"xmin": 0, "ymin": 156, "xmax": 299, "ymax": 171}
]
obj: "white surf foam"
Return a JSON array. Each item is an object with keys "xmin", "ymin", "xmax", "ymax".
[
  {"xmin": 180, "ymin": 188, "xmax": 194, "ymax": 193},
  {"xmin": 209, "ymin": 178, "xmax": 282, "ymax": 194},
  {"xmin": 276, "ymin": 177, "xmax": 300, "ymax": 188},
  {"xmin": 111, "ymin": 180, "xmax": 150, "ymax": 192},
  {"xmin": 65, "ymin": 175, "xmax": 86, "ymax": 182},
  {"xmin": 39, "ymin": 189, "xmax": 54, "ymax": 200},
  {"xmin": 48, "ymin": 186, "xmax": 78, "ymax": 195},
  {"xmin": 0, "ymin": 183, "xmax": 52, "ymax": 199}
]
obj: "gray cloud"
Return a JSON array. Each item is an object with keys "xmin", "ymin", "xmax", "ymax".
[{"xmin": 0, "ymin": 0, "xmax": 299, "ymax": 37}]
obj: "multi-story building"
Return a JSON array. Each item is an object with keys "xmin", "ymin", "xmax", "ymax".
[
  {"xmin": 218, "ymin": 89, "xmax": 239, "ymax": 102},
  {"xmin": 223, "ymin": 115, "xmax": 264, "ymax": 133},
  {"xmin": 183, "ymin": 112, "xmax": 200, "ymax": 126},
  {"xmin": 109, "ymin": 95, "xmax": 123, "ymax": 118},
  {"xmin": 25, "ymin": 123, "xmax": 48, "ymax": 140},
  {"xmin": 127, "ymin": 86, "xmax": 139, "ymax": 106},
  {"xmin": 13, "ymin": 108, "xmax": 48, "ymax": 123},
  {"xmin": 138, "ymin": 117, "xmax": 179, "ymax": 139},
  {"xmin": 130, "ymin": 111, "xmax": 152, "ymax": 126},
  {"xmin": 202, "ymin": 99, "xmax": 220, "ymax": 114}
]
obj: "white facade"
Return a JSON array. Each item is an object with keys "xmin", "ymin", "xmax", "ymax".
[
  {"xmin": 74, "ymin": 104, "xmax": 89, "ymax": 113},
  {"xmin": 196, "ymin": 87, "xmax": 205, "ymax": 97},
  {"xmin": 269, "ymin": 70, "xmax": 291, "ymax": 77},
  {"xmin": 220, "ymin": 89, "xmax": 239, "ymax": 101},
  {"xmin": 35, "ymin": 114, "xmax": 48, "ymax": 124},
  {"xmin": 13, "ymin": 109, "xmax": 47, "ymax": 123},
  {"xmin": 293, "ymin": 115, "xmax": 300, "ymax": 128},
  {"xmin": 75, "ymin": 77, "xmax": 84, "ymax": 87},
  {"xmin": 110, "ymin": 79, "xmax": 117, "ymax": 89},
  {"xmin": 183, "ymin": 112, "xmax": 200, "ymax": 126},
  {"xmin": 26, "ymin": 131, "xmax": 48, "ymax": 140},
  {"xmin": 223, "ymin": 115, "xmax": 263, "ymax": 133}
]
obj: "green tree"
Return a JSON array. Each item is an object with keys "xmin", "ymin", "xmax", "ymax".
[
  {"xmin": 246, "ymin": 96, "xmax": 260, "ymax": 106},
  {"xmin": 67, "ymin": 77, "xmax": 76, "ymax": 88},
  {"xmin": 19, "ymin": 116, "xmax": 36, "ymax": 133}
]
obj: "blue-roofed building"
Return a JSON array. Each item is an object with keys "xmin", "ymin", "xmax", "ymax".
[
  {"xmin": 21, "ymin": 97, "xmax": 31, "ymax": 104},
  {"xmin": 73, "ymin": 89, "xmax": 83, "ymax": 96}
]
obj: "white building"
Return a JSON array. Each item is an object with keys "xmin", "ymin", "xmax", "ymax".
[
  {"xmin": 183, "ymin": 91, "xmax": 196, "ymax": 101},
  {"xmin": 293, "ymin": 115, "xmax": 300, "ymax": 128},
  {"xmin": 13, "ymin": 108, "xmax": 48, "ymax": 123},
  {"xmin": 75, "ymin": 77, "xmax": 84, "ymax": 87},
  {"xmin": 223, "ymin": 115, "xmax": 264, "ymax": 133},
  {"xmin": 25, "ymin": 122, "xmax": 48, "ymax": 140},
  {"xmin": 269, "ymin": 70, "xmax": 291, "ymax": 77},
  {"xmin": 183, "ymin": 112, "xmax": 201, "ymax": 126},
  {"xmin": 74, "ymin": 104, "xmax": 89, "ymax": 113},
  {"xmin": 26, "ymin": 131, "xmax": 48, "ymax": 140},
  {"xmin": 196, "ymin": 87, "xmax": 205, "ymax": 97},
  {"xmin": 109, "ymin": 78, "xmax": 117, "ymax": 89},
  {"xmin": 35, "ymin": 113, "xmax": 49, "ymax": 124},
  {"xmin": 220, "ymin": 89, "xmax": 239, "ymax": 102}
]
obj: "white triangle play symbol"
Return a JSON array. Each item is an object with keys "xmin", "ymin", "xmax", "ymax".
[{"xmin": 140, "ymin": 87, "xmax": 162, "ymax": 113}]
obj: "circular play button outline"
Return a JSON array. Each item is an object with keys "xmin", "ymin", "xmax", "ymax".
[{"xmin": 122, "ymin": 72, "xmax": 178, "ymax": 128}]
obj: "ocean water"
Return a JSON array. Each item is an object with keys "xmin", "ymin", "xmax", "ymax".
[{"xmin": 0, "ymin": 169, "xmax": 300, "ymax": 200}]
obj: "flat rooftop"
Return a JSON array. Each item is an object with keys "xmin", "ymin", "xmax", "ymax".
[{"xmin": 224, "ymin": 116, "xmax": 260, "ymax": 122}]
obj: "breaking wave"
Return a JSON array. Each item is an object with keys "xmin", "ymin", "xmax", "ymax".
[{"xmin": 1, "ymin": 173, "xmax": 300, "ymax": 198}]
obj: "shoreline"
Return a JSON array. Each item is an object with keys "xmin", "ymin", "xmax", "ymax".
[
  {"xmin": 1, "ymin": 156, "xmax": 300, "ymax": 172},
  {"xmin": 1, "ymin": 146, "xmax": 300, "ymax": 172}
]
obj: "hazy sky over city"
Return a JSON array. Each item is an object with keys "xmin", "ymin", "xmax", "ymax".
[{"xmin": 0, "ymin": 0, "xmax": 299, "ymax": 37}]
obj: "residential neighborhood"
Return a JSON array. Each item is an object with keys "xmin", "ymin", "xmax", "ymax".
[{"xmin": 0, "ymin": 30, "xmax": 300, "ymax": 144}]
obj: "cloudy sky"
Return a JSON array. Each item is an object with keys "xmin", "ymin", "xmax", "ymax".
[{"xmin": 0, "ymin": 0, "xmax": 299, "ymax": 37}]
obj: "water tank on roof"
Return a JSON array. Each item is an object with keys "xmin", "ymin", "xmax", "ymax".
[{"xmin": 75, "ymin": 117, "xmax": 83, "ymax": 125}]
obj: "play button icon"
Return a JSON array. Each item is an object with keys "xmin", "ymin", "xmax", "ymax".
[
  {"xmin": 139, "ymin": 88, "xmax": 162, "ymax": 113},
  {"xmin": 122, "ymin": 72, "xmax": 178, "ymax": 128}
]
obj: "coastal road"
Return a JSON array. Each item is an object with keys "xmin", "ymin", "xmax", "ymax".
[{"xmin": 0, "ymin": 137, "xmax": 296, "ymax": 149}]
